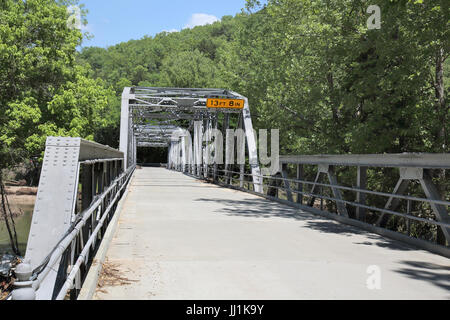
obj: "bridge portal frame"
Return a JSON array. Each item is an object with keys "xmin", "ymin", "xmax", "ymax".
[{"xmin": 119, "ymin": 87, "xmax": 263, "ymax": 192}]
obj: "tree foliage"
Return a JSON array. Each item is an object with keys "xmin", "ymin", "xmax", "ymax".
[
  {"xmin": 234, "ymin": 0, "xmax": 449, "ymax": 155},
  {"xmin": 79, "ymin": 1, "xmax": 448, "ymax": 157},
  {"xmin": 0, "ymin": 0, "xmax": 114, "ymax": 168}
]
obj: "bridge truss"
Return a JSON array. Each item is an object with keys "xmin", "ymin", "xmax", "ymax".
[{"xmin": 119, "ymin": 87, "xmax": 263, "ymax": 192}]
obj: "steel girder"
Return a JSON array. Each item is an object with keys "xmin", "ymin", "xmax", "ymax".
[{"xmin": 24, "ymin": 137, "xmax": 126, "ymax": 299}]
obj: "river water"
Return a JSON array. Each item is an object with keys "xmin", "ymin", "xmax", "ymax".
[{"xmin": 0, "ymin": 204, "xmax": 34, "ymax": 255}]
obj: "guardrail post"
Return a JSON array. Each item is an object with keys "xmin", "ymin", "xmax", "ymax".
[
  {"xmin": 240, "ymin": 164, "xmax": 245, "ymax": 188},
  {"xmin": 81, "ymin": 164, "xmax": 93, "ymax": 210},
  {"xmin": 203, "ymin": 118, "xmax": 210, "ymax": 178},
  {"xmin": 356, "ymin": 166, "xmax": 367, "ymax": 221},
  {"xmin": 213, "ymin": 116, "xmax": 218, "ymax": 182},
  {"xmin": 194, "ymin": 120, "xmax": 202, "ymax": 177},
  {"xmin": 326, "ymin": 166, "xmax": 349, "ymax": 217},
  {"xmin": 406, "ymin": 195, "xmax": 411, "ymax": 236},
  {"xmin": 105, "ymin": 162, "xmax": 111, "ymax": 187},
  {"xmin": 223, "ymin": 113, "xmax": 231, "ymax": 185},
  {"xmin": 296, "ymin": 164, "xmax": 304, "ymax": 204}
]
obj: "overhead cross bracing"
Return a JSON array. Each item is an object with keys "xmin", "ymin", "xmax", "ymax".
[
  {"xmin": 131, "ymin": 87, "xmax": 245, "ymax": 113},
  {"xmin": 135, "ymin": 125, "xmax": 183, "ymax": 148},
  {"xmin": 130, "ymin": 87, "xmax": 245, "ymax": 126},
  {"xmin": 120, "ymin": 87, "xmax": 263, "ymax": 192}
]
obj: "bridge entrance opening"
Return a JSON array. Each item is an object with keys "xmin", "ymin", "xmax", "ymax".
[{"xmin": 136, "ymin": 146, "xmax": 168, "ymax": 166}]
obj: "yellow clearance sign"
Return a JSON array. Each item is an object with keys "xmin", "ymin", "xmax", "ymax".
[{"xmin": 206, "ymin": 98, "xmax": 245, "ymax": 109}]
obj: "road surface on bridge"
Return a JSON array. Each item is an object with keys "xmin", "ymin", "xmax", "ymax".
[{"xmin": 92, "ymin": 167, "xmax": 449, "ymax": 300}]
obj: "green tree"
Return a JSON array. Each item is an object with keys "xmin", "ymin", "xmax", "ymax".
[
  {"xmin": 159, "ymin": 49, "xmax": 222, "ymax": 88},
  {"xmin": 0, "ymin": 0, "xmax": 114, "ymax": 167},
  {"xmin": 238, "ymin": 0, "xmax": 448, "ymax": 155}
]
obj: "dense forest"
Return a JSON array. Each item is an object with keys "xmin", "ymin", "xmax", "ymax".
[
  {"xmin": 79, "ymin": 0, "xmax": 449, "ymax": 157},
  {"xmin": 1, "ymin": 0, "xmax": 448, "ymax": 170}
]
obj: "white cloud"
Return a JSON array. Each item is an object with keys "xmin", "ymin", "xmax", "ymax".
[
  {"xmin": 184, "ymin": 13, "xmax": 219, "ymax": 29},
  {"xmin": 162, "ymin": 29, "xmax": 179, "ymax": 33}
]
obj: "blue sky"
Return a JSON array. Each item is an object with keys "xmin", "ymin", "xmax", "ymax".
[{"xmin": 80, "ymin": 0, "xmax": 251, "ymax": 48}]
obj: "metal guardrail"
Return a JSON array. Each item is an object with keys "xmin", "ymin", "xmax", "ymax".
[
  {"xmin": 280, "ymin": 153, "xmax": 450, "ymax": 169},
  {"xmin": 11, "ymin": 137, "xmax": 135, "ymax": 300},
  {"xmin": 55, "ymin": 166, "xmax": 134, "ymax": 300},
  {"xmin": 176, "ymin": 153, "xmax": 450, "ymax": 258}
]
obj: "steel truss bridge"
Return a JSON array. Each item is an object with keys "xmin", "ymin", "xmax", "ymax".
[{"xmin": 10, "ymin": 87, "xmax": 450, "ymax": 300}]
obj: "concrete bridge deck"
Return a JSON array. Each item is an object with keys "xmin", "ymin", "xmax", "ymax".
[{"xmin": 92, "ymin": 167, "xmax": 449, "ymax": 300}]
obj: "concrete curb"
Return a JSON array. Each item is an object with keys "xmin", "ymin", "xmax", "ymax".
[{"xmin": 77, "ymin": 172, "xmax": 135, "ymax": 300}]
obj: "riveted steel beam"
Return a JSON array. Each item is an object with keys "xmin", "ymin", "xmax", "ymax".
[{"xmin": 25, "ymin": 137, "xmax": 124, "ymax": 300}]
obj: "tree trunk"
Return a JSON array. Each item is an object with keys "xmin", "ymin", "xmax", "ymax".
[{"xmin": 0, "ymin": 174, "xmax": 21, "ymax": 256}]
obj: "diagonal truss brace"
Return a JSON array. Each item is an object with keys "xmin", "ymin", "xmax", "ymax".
[
  {"xmin": 376, "ymin": 168, "xmax": 450, "ymax": 244},
  {"xmin": 307, "ymin": 165, "xmax": 349, "ymax": 217}
]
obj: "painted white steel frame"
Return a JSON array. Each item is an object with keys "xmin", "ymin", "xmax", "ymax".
[{"xmin": 119, "ymin": 87, "xmax": 262, "ymax": 192}]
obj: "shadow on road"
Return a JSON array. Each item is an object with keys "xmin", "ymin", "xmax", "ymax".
[
  {"xmin": 194, "ymin": 197, "xmax": 416, "ymax": 252},
  {"xmin": 196, "ymin": 196, "xmax": 450, "ymax": 294},
  {"xmin": 394, "ymin": 261, "xmax": 450, "ymax": 292}
]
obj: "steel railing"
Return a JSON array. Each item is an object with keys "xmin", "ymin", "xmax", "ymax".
[
  {"xmin": 11, "ymin": 164, "xmax": 134, "ymax": 300},
  {"xmin": 174, "ymin": 154, "xmax": 450, "ymax": 258},
  {"xmin": 11, "ymin": 137, "xmax": 136, "ymax": 300},
  {"xmin": 207, "ymin": 169, "xmax": 450, "ymax": 228}
]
